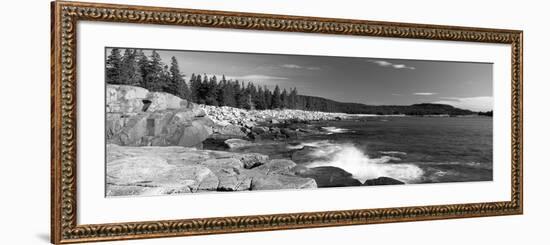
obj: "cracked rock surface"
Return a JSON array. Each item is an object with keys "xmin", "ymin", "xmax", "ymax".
[{"xmin": 106, "ymin": 144, "xmax": 317, "ymax": 196}]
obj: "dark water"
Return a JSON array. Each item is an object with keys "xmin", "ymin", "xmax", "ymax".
[{"xmin": 217, "ymin": 116, "xmax": 493, "ymax": 185}]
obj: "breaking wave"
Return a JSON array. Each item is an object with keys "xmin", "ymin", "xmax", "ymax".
[
  {"xmin": 321, "ymin": 126, "xmax": 352, "ymax": 134},
  {"xmin": 303, "ymin": 141, "xmax": 424, "ymax": 183}
]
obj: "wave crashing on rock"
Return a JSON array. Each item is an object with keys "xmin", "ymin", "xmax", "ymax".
[{"xmin": 302, "ymin": 141, "xmax": 424, "ymax": 184}]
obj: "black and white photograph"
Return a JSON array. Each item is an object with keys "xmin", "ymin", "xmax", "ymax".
[
  {"xmin": 105, "ymin": 47, "xmax": 493, "ymax": 197},
  {"xmin": 4, "ymin": 0, "xmax": 543, "ymax": 244}
]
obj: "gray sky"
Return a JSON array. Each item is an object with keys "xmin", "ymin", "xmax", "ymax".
[{"xmin": 110, "ymin": 48, "xmax": 493, "ymax": 111}]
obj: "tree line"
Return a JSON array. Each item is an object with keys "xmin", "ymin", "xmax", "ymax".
[
  {"xmin": 106, "ymin": 48, "xmax": 190, "ymax": 100},
  {"xmin": 106, "ymin": 48, "xmax": 301, "ymax": 110},
  {"xmin": 106, "ymin": 48, "xmax": 479, "ymax": 115}
]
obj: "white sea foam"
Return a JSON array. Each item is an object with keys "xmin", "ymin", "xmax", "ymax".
[
  {"xmin": 305, "ymin": 143, "xmax": 423, "ymax": 183},
  {"xmin": 420, "ymin": 161, "xmax": 491, "ymax": 170},
  {"xmin": 286, "ymin": 140, "xmax": 334, "ymax": 149},
  {"xmin": 379, "ymin": 151, "xmax": 408, "ymax": 155},
  {"xmin": 321, "ymin": 126, "xmax": 352, "ymax": 134},
  {"xmin": 369, "ymin": 155, "xmax": 402, "ymax": 164},
  {"xmin": 286, "ymin": 144, "xmax": 305, "ymax": 150}
]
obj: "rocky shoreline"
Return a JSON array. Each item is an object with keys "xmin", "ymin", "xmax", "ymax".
[
  {"xmin": 105, "ymin": 85, "xmax": 403, "ymax": 196},
  {"xmin": 106, "ymin": 144, "xmax": 317, "ymax": 196},
  {"xmin": 200, "ymin": 104, "xmax": 361, "ymax": 147},
  {"xmin": 200, "ymin": 104, "xmax": 352, "ymax": 128}
]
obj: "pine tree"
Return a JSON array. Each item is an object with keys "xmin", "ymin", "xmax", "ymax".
[
  {"xmin": 189, "ymin": 73, "xmax": 200, "ymax": 103},
  {"xmin": 216, "ymin": 75, "xmax": 227, "ymax": 106},
  {"xmin": 134, "ymin": 50, "xmax": 148, "ymax": 88},
  {"xmin": 106, "ymin": 48, "xmax": 122, "ymax": 84},
  {"xmin": 159, "ymin": 65, "xmax": 171, "ymax": 93},
  {"xmin": 272, "ymin": 85, "xmax": 282, "ymax": 109},
  {"xmin": 305, "ymin": 97, "xmax": 312, "ymax": 111},
  {"xmin": 231, "ymin": 81, "xmax": 241, "ymax": 108},
  {"xmin": 264, "ymin": 86, "xmax": 272, "ymax": 109},
  {"xmin": 194, "ymin": 74, "xmax": 210, "ymax": 104},
  {"xmin": 118, "ymin": 49, "xmax": 131, "ymax": 84},
  {"xmin": 180, "ymin": 79, "xmax": 190, "ymax": 101},
  {"xmin": 281, "ymin": 88, "xmax": 289, "ymax": 109},
  {"xmin": 289, "ymin": 87, "xmax": 298, "ymax": 109},
  {"xmin": 151, "ymin": 51, "xmax": 162, "ymax": 91},
  {"xmin": 236, "ymin": 81, "xmax": 250, "ymax": 109},
  {"xmin": 167, "ymin": 56, "xmax": 187, "ymax": 98},
  {"xmin": 255, "ymin": 86, "xmax": 266, "ymax": 110},
  {"xmin": 119, "ymin": 49, "xmax": 142, "ymax": 86},
  {"xmin": 194, "ymin": 74, "xmax": 205, "ymax": 103},
  {"xmin": 202, "ymin": 74, "xmax": 211, "ymax": 104},
  {"xmin": 205, "ymin": 75, "xmax": 218, "ymax": 106},
  {"xmin": 246, "ymin": 82, "xmax": 257, "ymax": 110},
  {"xmin": 149, "ymin": 50, "xmax": 164, "ymax": 91},
  {"xmin": 222, "ymin": 79, "xmax": 237, "ymax": 107}
]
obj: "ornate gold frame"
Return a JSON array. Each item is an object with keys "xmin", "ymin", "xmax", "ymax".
[{"xmin": 51, "ymin": 1, "xmax": 523, "ymax": 243}]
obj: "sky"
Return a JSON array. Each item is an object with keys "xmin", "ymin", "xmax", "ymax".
[{"xmin": 109, "ymin": 47, "xmax": 493, "ymax": 111}]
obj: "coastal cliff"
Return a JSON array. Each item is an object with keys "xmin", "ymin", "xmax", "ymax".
[
  {"xmin": 105, "ymin": 85, "xmax": 411, "ymax": 196},
  {"xmin": 106, "ymin": 84, "xmax": 352, "ymax": 148},
  {"xmin": 105, "ymin": 85, "xmax": 342, "ymax": 196}
]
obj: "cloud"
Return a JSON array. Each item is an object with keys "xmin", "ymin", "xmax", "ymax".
[
  {"xmin": 431, "ymin": 96, "xmax": 493, "ymax": 112},
  {"xmin": 392, "ymin": 64, "xmax": 410, "ymax": 69},
  {"xmin": 306, "ymin": 66, "xmax": 321, "ymax": 70},
  {"xmin": 414, "ymin": 92, "xmax": 437, "ymax": 96},
  {"xmin": 282, "ymin": 64, "xmax": 302, "ymax": 69},
  {"xmin": 369, "ymin": 60, "xmax": 416, "ymax": 70},
  {"xmin": 281, "ymin": 64, "xmax": 321, "ymax": 71},
  {"xmin": 372, "ymin": 60, "xmax": 392, "ymax": 67}
]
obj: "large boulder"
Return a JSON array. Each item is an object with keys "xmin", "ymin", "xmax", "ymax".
[
  {"xmin": 106, "ymin": 145, "xmax": 320, "ymax": 196},
  {"xmin": 201, "ymin": 158, "xmax": 244, "ymax": 169},
  {"xmin": 171, "ymin": 109, "xmax": 196, "ymax": 123},
  {"xmin": 106, "ymin": 85, "xmax": 150, "ymax": 113},
  {"xmin": 161, "ymin": 113, "xmax": 213, "ymax": 146},
  {"xmin": 178, "ymin": 120, "xmax": 213, "ymax": 147},
  {"xmin": 106, "ymin": 84, "xmax": 190, "ymax": 113},
  {"xmin": 106, "ymin": 156, "xmax": 176, "ymax": 184},
  {"xmin": 294, "ymin": 166, "xmax": 362, "ymax": 187},
  {"xmin": 146, "ymin": 92, "xmax": 187, "ymax": 112},
  {"xmin": 106, "ymin": 156, "xmax": 219, "ymax": 196},
  {"xmin": 200, "ymin": 158, "xmax": 252, "ymax": 191},
  {"xmin": 255, "ymin": 159, "xmax": 297, "ymax": 175},
  {"xmin": 106, "ymin": 110, "xmax": 214, "ymax": 148},
  {"xmin": 363, "ymin": 177, "xmax": 405, "ymax": 186},
  {"xmin": 110, "ymin": 113, "xmax": 149, "ymax": 146},
  {"xmin": 105, "ymin": 113, "xmax": 125, "ymax": 139},
  {"xmin": 106, "ymin": 144, "xmax": 234, "ymax": 165},
  {"xmin": 250, "ymin": 175, "xmax": 317, "ymax": 190},
  {"xmin": 235, "ymin": 153, "xmax": 269, "ymax": 169},
  {"xmin": 106, "ymin": 85, "xmax": 213, "ymax": 148},
  {"xmin": 213, "ymin": 124, "xmax": 247, "ymax": 138}
]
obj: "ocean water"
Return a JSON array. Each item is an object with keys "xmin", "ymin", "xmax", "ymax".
[{"xmin": 220, "ymin": 116, "xmax": 493, "ymax": 185}]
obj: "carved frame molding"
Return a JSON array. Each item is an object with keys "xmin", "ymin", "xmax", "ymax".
[{"xmin": 51, "ymin": 1, "xmax": 523, "ymax": 243}]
